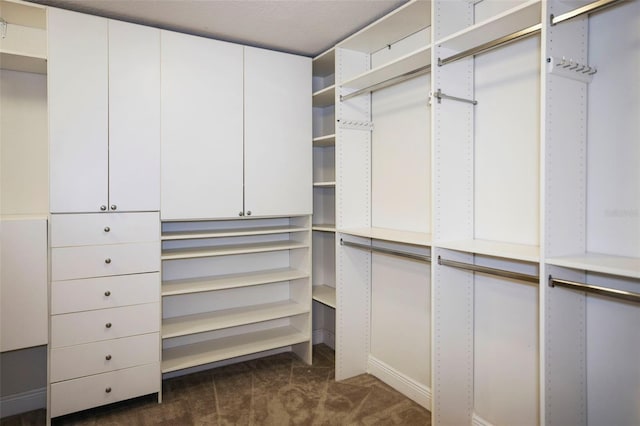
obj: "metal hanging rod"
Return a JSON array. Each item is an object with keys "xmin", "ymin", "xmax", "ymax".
[
  {"xmin": 549, "ymin": 276, "xmax": 640, "ymax": 304},
  {"xmin": 340, "ymin": 64, "xmax": 431, "ymax": 102},
  {"xmin": 438, "ymin": 256, "xmax": 539, "ymax": 284},
  {"xmin": 551, "ymin": 0, "xmax": 622, "ymax": 26},
  {"xmin": 340, "ymin": 239, "xmax": 431, "ymax": 263},
  {"xmin": 433, "ymin": 89, "xmax": 477, "ymax": 105},
  {"xmin": 438, "ymin": 23, "xmax": 541, "ymax": 67}
]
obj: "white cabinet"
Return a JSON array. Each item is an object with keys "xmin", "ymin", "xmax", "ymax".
[
  {"xmin": 48, "ymin": 9, "xmax": 160, "ymax": 213},
  {"xmin": 160, "ymin": 30, "xmax": 244, "ymax": 220},
  {"xmin": 244, "ymin": 47, "xmax": 312, "ymax": 217},
  {"xmin": 161, "ymin": 36, "xmax": 311, "ymax": 221}
]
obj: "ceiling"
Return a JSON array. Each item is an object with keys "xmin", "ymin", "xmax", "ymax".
[{"xmin": 32, "ymin": 0, "xmax": 409, "ymax": 57}]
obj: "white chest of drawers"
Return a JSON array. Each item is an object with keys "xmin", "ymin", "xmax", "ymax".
[{"xmin": 49, "ymin": 212, "xmax": 161, "ymax": 418}]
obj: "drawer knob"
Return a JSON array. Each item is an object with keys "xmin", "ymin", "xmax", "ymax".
[
  {"xmin": 110, "ymin": 204, "xmax": 117, "ymax": 211},
  {"xmin": 104, "ymin": 226, "xmax": 111, "ymax": 233},
  {"xmin": 105, "ymin": 354, "xmax": 112, "ymax": 361},
  {"xmin": 105, "ymin": 387, "xmax": 112, "ymax": 393},
  {"xmin": 246, "ymin": 210, "xmax": 252, "ymax": 216},
  {"xmin": 100, "ymin": 205, "xmax": 107, "ymax": 211},
  {"xmin": 104, "ymin": 290, "xmax": 111, "ymax": 297},
  {"xmin": 239, "ymin": 211, "xmax": 244, "ymax": 216},
  {"xmin": 105, "ymin": 322, "xmax": 112, "ymax": 328},
  {"xmin": 105, "ymin": 258, "xmax": 111, "ymax": 264}
]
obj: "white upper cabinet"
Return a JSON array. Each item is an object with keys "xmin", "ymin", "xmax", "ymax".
[
  {"xmin": 160, "ymin": 31, "xmax": 244, "ymax": 220},
  {"xmin": 48, "ymin": 9, "xmax": 160, "ymax": 213},
  {"xmin": 48, "ymin": 9, "xmax": 108, "ymax": 213},
  {"xmin": 244, "ymin": 47, "xmax": 312, "ymax": 217},
  {"xmin": 108, "ymin": 20, "xmax": 160, "ymax": 212}
]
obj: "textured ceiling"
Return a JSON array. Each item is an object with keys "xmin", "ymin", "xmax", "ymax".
[{"xmin": 32, "ymin": 0, "xmax": 409, "ymax": 57}]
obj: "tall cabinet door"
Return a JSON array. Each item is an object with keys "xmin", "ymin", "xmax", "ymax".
[
  {"xmin": 108, "ymin": 20, "xmax": 160, "ymax": 212},
  {"xmin": 161, "ymin": 31, "xmax": 244, "ymax": 220},
  {"xmin": 244, "ymin": 47, "xmax": 312, "ymax": 217},
  {"xmin": 48, "ymin": 9, "xmax": 108, "ymax": 213}
]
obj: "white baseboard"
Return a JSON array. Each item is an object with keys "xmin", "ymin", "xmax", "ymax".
[
  {"xmin": 0, "ymin": 387, "xmax": 46, "ymax": 418},
  {"xmin": 472, "ymin": 412, "xmax": 496, "ymax": 426},
  {"xmin": 367, "ymin": 355, "xmax": 431, "ymax": 410},
  {"xmin": 312, "ymin": 329, "xmax": 335, "ymax": 349}
]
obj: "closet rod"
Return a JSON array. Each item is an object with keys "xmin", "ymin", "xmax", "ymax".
[
  {"xmin": 551, "ymin": 0, "xmax": 621, "ymax": 25},
  {"xmin": 340, "ymin": 239, "xmax": 431, "ymax": 263},
  {"xmin": 438, "ymin": 256, "xmax": 539, "ymax": 284},
  {"xmin": 438, "ymin": 23, "xmax": 541, "ymax": 67},
  {"xmin": 340, "ymin": 64, "xmax": 431, "ymax": 102},
  {"xmin": 549, "ymin": 276, "xmax": 640, "ymax": 304}
]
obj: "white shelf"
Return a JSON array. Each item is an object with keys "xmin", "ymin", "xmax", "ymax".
[
  {"xmin": 312, "ymin": 285, "xmax": 336, "ymax": 309},
  {"xmin": 161, "ymin": 240, "xmax": 307, "ymax": 260},
  {"xmin": 313, "ymin": 48, "xmax": 335, "ymax": 78},
  {"xmin": 436, "ymin": 0, "xmax": 541, "ymax": 53},
  {"xmin": 161, "ymin": 325, "xmax": 309, "ymax": 373},
  {"xmin": 340, "ymin": 227, "xmax": 432, "ymax": 247},
  {"xmin": 338, "ymin": 0, "xmax": 431, "ymax": 53},
  {"xmin": 312, "ymin": 224, "xmax": 336, "ymax": 233},
  {"xmin": 161, "ymin": 225, "xmax": 307, "ymax": 241},
  {"xmin": 0, "ymin": 51, "xmax": 46, "ymax": 74},
  {"xmin": 162, "ymin": 268, "xmax": 308, "ymax": 296},
  {"xmin": 313, "ymin": 134, "xmax": 336, "ymax": 147},
  {"xmin": 312, "ymin": 84, "xmax": 335, "ymax": 108},
  {"xmin": 437, "ymin": 239, "xmax": 540, "ymax": 263},
  {"xmin": 313, "ymin": 181, "xmax": 336, "ymax": 188},
  {"xmin": 547, "ymin": 253, "xmax": 640, "ymax": 280},
  {"xmin": 162, "ymin": 300, "xmax": 309, "ymax": 339},
  {"xmin": 341, "ymin": 45, "xmax": 431, "ymax": 92}
]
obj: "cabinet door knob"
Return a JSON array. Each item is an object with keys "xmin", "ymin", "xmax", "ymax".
[
  {"xmin": 246, "ymin": 210, "xmax": 252, "ymax": 216},
  {"xmin": 105, "ymin": 322, "xmax": 112, "ymax": 328},
  {"xmin": 100, "ymin": 205, "xmax": 107, "ymax": 211},
  {"xmin": 104, "ymin": 290, "xmax": 111, "ymax": 297},
  {"xmin": 105, "ymin": 387, "xmax": 112, "ymax": 393},
  {"xmin": 105, "ymin": 258, "xmax": 111, "ymax": 264},
  {"xmin": 104, "ymin": 226, "xmax": 110, "ymax": 232},
  {"xmin": 110, "ymin": 205, "xmax": 117, "ymax": 211},
  {"xmin": 105, "ymin": 354, "xmax": 112, "ymax": 361},
  {"xmin": 239, "ymin": 211, "xmax": 244, "ymax": 216}
]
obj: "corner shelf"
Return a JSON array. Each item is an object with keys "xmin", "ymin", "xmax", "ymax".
[
  {"xmin": 437, "ymin": 239, "xmax": 540, "ymax": 263},
  {"xmin": 162, "ymin": 326, "xmax": 309, "ymax": 373},
  {"xmin": 340, "ymin": 227, "xmax": 432, "ymax": 247},
  {"xmin": 312, "ymin": 285, "xmax": 336, "ymax": 309},
  {"xmin": 312, "ymin": 224, "xmax": 336, "ymax": 233},
  {"xmin": 312, "ymin": 84, "xmax": 335, "ymax": 108},
  {"xmin": 313, "ymin": 181, "xmax": 336, "ymax": 188},
  {"xmin": 313, "ymin": 134, "xmax": 336, "ymax": 147},
  {"xmin": 547, "ymin": 253, "xmax": 640, "ymax": 280}
]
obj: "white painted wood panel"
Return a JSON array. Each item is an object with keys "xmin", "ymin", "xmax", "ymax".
[
  {"xmin": 48, "ymin": 8, "xmax": 108, "ymax": 213},
  {"xmin": 51, "ymin": 242, "xmax": 160, "ymax": 281},
  {"xmin": 51, "ymin": 273, "xmax": 160, "ymax": 315},
  {"xmin": 0, "ymin": 218, "xmax": 47, "ymax": 351},
  {"xmin": 51, "ymin": 303, "xmax": 160, "ymax": 348},
  {"xmin": 50, "ymin": 333, "xmax": 159, "ymax": 382},
  {"xmin": 244, "ymin": 47, "xmax": 312, "ymax": 217},
  {"xmin": 160, "ymin": 31, "xmax": 243, "ymax": 220},
  {"xmin": 108, "ymin": 20, "xmax": 160, "ymax": 212},
  {"xmin": 50, "ymin": 363, "xmax": 159, "ymax": 418},
  {"xmin": 51, "ymin": 212, "xmax": 159, "ymax": 247}
]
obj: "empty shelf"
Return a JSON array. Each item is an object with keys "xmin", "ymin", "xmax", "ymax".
[
  {"xmin": 340, "ymin": 227, "xmax": 432, "ymax": 247},
  {"xmin": 312, "ymin": 85, "xmax": 335, "ymax": 107},
  {"xmin": 313, "ymin": 48, "xmax": 335, "ymax": 78},
  {"xmin": 162, "ymin": 268, "xmax": 309, "ymax": 296},
  {"xmin": 313, "ymin": 134, "xmax": 336, "ymax": 147},
  {"xmin": 161, "ymin": 225, "xmax": 308, "ymax": 241},
  {"xmin": 547, "ymin": 253, "xmax": 640, "ymax": 279},
  {"xmin": 312, "ymin": 224, "xmax": 336, "ymax": 233},
  {"xmin": 161, "ymin": 240, "xmax": 307, "ymax": 260},
  {"xmin": 162, "ymin": 300, "xmax": 309, "ymax": 339},
  {"xmin": 313, "ymin": 181, "xmax": 336, "ymax": 188},
  {"xmin": 437, "ymin": 239, "xmax": 539, "ymax": 263},
  {"xmin": 312, "ymin": 285, "xmax": 336, "ymax": 308},
  {"xmin": 161, "ymin": 326, "xmax": 309, "ymax": 373}
]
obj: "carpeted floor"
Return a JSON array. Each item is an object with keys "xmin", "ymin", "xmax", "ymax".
[{"xmin": 1, "ymin": 344, "xmax": 431, "ymax": 425}]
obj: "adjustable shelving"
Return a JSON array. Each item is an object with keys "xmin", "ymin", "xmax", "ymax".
[{"xmin": 0, "ymin": 0, "xmax": 47, "ymax": 74}]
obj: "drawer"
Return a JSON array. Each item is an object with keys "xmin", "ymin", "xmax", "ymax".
[
  {"xmin": 51, "ymin": 242, "xmax": 160, "ymax": 281},
  {"xmin": 51, "ymin": 212, "xmax": 159, "ymax": 247},
  {"xmin": 50, "ymin": 362, "xmax": 159, "ymax": 418},
  {"xmin": 50, "ymin": 333, "xmax": 159, "ymax": 382},
  {"xmin": 51, "ymin": 303, "xmax": 160, "ymax": 348},
  {"xmin": 51, "ymin": 273, "xmax": 159, "ymax": 315}
]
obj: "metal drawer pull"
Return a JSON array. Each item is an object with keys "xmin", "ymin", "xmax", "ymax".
[
  {"xmin": 110, "ymin": 205, "xmax": 117, "ymax": 211},
  {"xmin": 105, "ymin": 354, "xmax": 112, "ymax": 361},
  {"xmin": 104, "ymin": 290, "xmax": 111, "ymax": 297},
  {"xmin": 104, "ymin": 226, "xmax": 110, "ymax": 232},
  {"xmin": 105, "ymin": 322, "xmax": 112, "ymax": 328},
  {"xmin": 105, "ymin": 387, "xmax": 112, "ymax": 393},
  {"xmin": 246, "ymin": 210, "xmax": 252, "ymax": 216},
  {"xmin": 100, "ymin": 205, "xmax": 107, "ymax": 211},
  {"xmin": 105, "ymin": 258, "xmax": 111, "ymax": 264}
]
